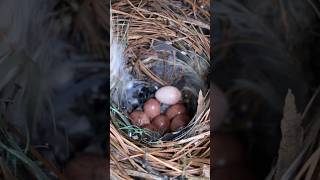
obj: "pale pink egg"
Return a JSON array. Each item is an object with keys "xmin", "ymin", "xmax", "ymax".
[{"xmin": 155, "ymin": 86, "xmax": 182, "ymax": 105}]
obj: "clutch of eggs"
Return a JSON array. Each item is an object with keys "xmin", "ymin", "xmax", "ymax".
[{"xmin": 129, "ymin": 86, "xmax": 190, "ymax": 134}]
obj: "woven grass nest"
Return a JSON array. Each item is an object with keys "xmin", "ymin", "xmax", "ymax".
[{"xmin": 110, "ymin": 0, "xmax": 210, "ymax": 179}]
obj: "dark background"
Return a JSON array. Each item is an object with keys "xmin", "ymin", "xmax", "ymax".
[
  {"xmin": 0, "ymin": 0, "xmax": 108, "ymax": 179},
  {"xmin": 213, "ymin": 0, "xmax": 320, "ymax": 179}
]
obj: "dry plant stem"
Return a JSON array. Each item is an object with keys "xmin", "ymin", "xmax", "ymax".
[
  {"xmin": 111, "ymin": 154, "xmax": 128, "ymax": 176},
  {"xmin": 137, "ymin": 60, "xmax": 167, "ymax": 86},
  {"xmin": 126, "ymin": 169, "xmax": 163, "ymax": 180},
  {"xmin": 302, "ymin": 86, "xmax": 320, "ymax": 119},
  {"xmin": 111, "ymin": 168, "xmax": 134, "ymax": 180},
  {"xmin": 110, "ymin": 126, "xmax": 147, "ymax": 173},
  {"xmin": 111, "ymin": 123, "xmax": 210, "ymax": 177},
  {"xmin": 147, "ymin": 154, "xmax": 182, "ymax": 173},
  {"xmin": 269, "ymin": 88, "xmax": 320, "ymax": 180},
  {"xmin": 112, "ymin": 3, "xmax": 209, "ymax": 56},
  {"xmin": 172, "ymin": 139, "xmax": 199, "ymax": 159},
  {"xmin": 294, "ymin": 147, "xmax": 320, "ymax": 180}
]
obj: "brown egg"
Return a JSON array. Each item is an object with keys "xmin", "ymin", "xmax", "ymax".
[
  {"xmin": 143, "ymin": 124, "xmax": 157, "ymax": 132},
  {"xmin": 165, "ymin": 103, "xmax": 187, "ymax": 119},
  {"xmin": 129, "ymin": 111, "xmax": 150, "ymax": 127},
  {"xmin": 143, "ymin": 98, "xmax": 161, "ymax": 119},
  {"xmin": 170, "ymin": 114, "xmax": 189, "ymax": 131},
  {"xmin": 152, "ymin": 115, "xmax": 170, "ymax": 134}
]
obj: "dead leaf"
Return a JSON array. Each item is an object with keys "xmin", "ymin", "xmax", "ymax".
[
  {"xmin": 275, "ymin": 89, "xmax": 304, "ymax": 180},
  {"xmin": 196, "ymin": 90, "xmax": 205, "ymax": 114}
]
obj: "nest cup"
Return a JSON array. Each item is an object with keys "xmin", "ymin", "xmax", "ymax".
[{"xmin": 110, "ymin": 0, "xmax": 210, "ymax": 178}]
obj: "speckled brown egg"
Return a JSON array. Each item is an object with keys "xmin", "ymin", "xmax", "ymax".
[
  {"xmin": 152, "ymin": 115, "xmax": 170, "ymax": 134},
  {"xmin": 166, "ymin": 103, "xmax": 187, "ymax": 120},
  {"xmin": 129, "ymin": 111, "xmax": 150, "ymax": 127},
  {"xmin": 143, "ymin": 98, "xmax": 161, "ymax": 119},
  {"xmin": 170, "ymin": 114, "xmax": 189, "ymax": 132},
  {"xmin": 155, "ymin": 86, "xmax": 182, "ymax": 105}
]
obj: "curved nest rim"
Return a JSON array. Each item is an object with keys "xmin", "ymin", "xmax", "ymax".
[{"xmin": 110, "ymin": 0, "xmax": 210, "ymax": 179}]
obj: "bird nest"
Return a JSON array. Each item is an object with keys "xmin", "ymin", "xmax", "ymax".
[{"xmin": 110, "ymin": 0, "xmax": 210, "ymax": 179}]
